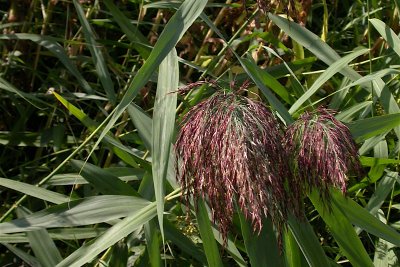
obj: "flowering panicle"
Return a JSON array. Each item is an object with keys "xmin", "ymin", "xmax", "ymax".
[
  {"xmin": 285, "ymin": 107, "xmax": 362, "ymax": 201},
  {"xmin": 175, "ymin": 90, "xmax": 288, "ymax": 241}
]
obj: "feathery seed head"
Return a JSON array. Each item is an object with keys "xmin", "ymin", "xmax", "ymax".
[
  {"xmin": 285, "ymin": 107, "xmax": 362, "ymax": 201},
  {"xmin": 175, "ymin": 90, "xmax": 288, "ymax": 242}
]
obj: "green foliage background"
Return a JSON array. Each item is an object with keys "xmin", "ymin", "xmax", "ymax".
[{"xmin": 0, "ymin": 0, "xmax": 399, "ymax": 266}]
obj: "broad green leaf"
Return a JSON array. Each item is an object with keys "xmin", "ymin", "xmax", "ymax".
[
  {"xmin": 90, "ymin": 0, "xmax": 207, "ymax": 162},
  {"xmin": 144, "ymin": 220, "xmax": 161, "ymax": 267},
  {"xmin": 309, "ymin": 190, "xmax": 373, "ymax": 267},
  {"xmin": 73, "ymin": 0, "xmax": 115, "ymax": 104},
  {"xmin": 331, "ymin": 189, "xmax": 400, "ymax": 247},
  {"xmin": 239, "ymin": 212, "xmax": 282, "ymax": 267},
  {"xmin": 347, "ymin": 113, "xmax": 400, "ymax": 142},
  {"xmin": 287, "ymin": 215, "xmax": 330, "ymax": 267},
  {"xmin": 288, "ymin": 48, "xmax": 369, "ymax": 114},
  {"xmin": 0, "ymin": 195, "xmax": 150, "ymax": 234},
  {"xmin": 56, "ymin": 202, "xmax": 156, "ymax": 267},
  {"xmin": 70, "ymin": 160, "xmax": 139, "ymax": 196},
  {"xmin": 103, "ymin": 0, "xmax": 151, "ymax": 59},
  {"xmin": 0, "ymin": 178, "xmax": 70, "ymax": 204},
  {"xmin": 196, "ymin": 200, "xmax": 224, "ymax": 267},
  {"xmin": 284, "ymin": 228, "xmax": 308, "ymax": 267},
  {"xmin": 152, "ymin": 48, "xmax": 178, "ymax": 242},
  {"xmin": 0, "ymin": 34, "xmax": 93, "ymax": 94},
  {"xmin": 17, "ymin": 207, "xmax": 62, "ymax": 267},
  {"xmin": 369, "ymin": 19, "xmax": 400, "ymax": 58}
]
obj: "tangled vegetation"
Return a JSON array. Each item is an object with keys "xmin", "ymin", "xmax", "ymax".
[{"xmin": 0, "ymin": 0, "xmax": 400, "ymax": 266}]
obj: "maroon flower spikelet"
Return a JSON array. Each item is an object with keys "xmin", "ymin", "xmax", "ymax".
[
  {"xmin": 285, "ymin": 107, "xmax": 362, "ymax": 202},
  {"xmin": 175, "ymin": 91, "xmax": 288, "ymax": 242}
]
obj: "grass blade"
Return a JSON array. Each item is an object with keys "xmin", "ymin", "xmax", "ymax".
[
  {"xmin": 0, "ymin": 195, "xmax": 150, "ymax": 233},
  {"xmin": 144, "ymin": 220, "xmax": 161, "ymax": 267},
  {"xmin": 196, "ymin": 200, "xmax": 224, "ymax": 267},
  {"xmin": 369, "ymin": 18, "xmax": 400, "ymax": 58},
  {"xmin": 127, "ymin": 104, "xmax": 152, "ymax": 151},
  {"xmin": 56, "ymin": 202, "xmax": 156, "ymax": 267},
  {"xmin": 346, "ymin": 113, "xmax": 400, "ymax": 142},
  {"xmin": 237, "ymin": 57, "xmax": 294, "ymax": 124},
  {"xmin": 53, "ymin": 92, "xmax": 142, "ymax": 168},
  {"xmin": 0, "ymin": 34, "xmax": 93, "ymax": 94},
  {"xmin": 268, "ymin": 13, "xmax": 400, "ymax": 137},
  {"xmin": 17, "ymin": 207, "xmax": 62, "ymax": 267},
  {"xmin": 309, "ymin": 190, "xmax": 373, "ymax": 267},
  {"xmin": 287, "ymin": 215, "xmax": 330, "ymax": 267},
  {"xmin": 164, "ymin": 220, "xmax": 207, "ymax": 265},
  {"xmin": 288, "ymin": 48, "xmax": 368, "ymax": 114},
  {"xmin": 103, "ymin": 0, "xmax": 151, "ymax": 59},
  {"xmin": 239, "ymin": 212, "xmax": 282, "ymax": 267},
  {"xmin": 70, "ymin": 160, "xmax": 139, "ymax": 196},
  {"xmin": 0, "ymin": 77, "xmax": 47, "ymax": 108},
  {"xmin": 152, "ymin": 48, "xmax": 178, "ymax": 242},
  {"xmin": 331, "ymin": 188, "xmax": 400, "ymax": 246},
  {"xmin": 90, "ymin": 0, "xmax": 207, "ymax": 162},
  {"xmin": 0, "ymin": 178, "xmax": 70, "ymax": 204},
  {"xmin": 73, "ymin": 0, "xmax": 116, "ymax": 104},
  {"xmin": 1, "ymin": 242, "xmax": 42, "ymax": 266}
]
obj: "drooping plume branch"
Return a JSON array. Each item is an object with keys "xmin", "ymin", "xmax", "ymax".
[
  {"xmin": 285, "ymin": 107, "xmax": 362, "ymax": 203},
  {"xmin": 175, "ymin": 90, "xmax": 288, "ymax": 242}
]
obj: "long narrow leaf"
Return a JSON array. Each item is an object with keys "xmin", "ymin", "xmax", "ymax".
[
  {"xmin": 309, "ymin": 190, "xmax": 373, "ymax": 267},
  {"xmin": 0, "ymin": 196, "xmax": 150, "ymax": 233},
  {"xmin": 0, "ymin": 178, "xmax": 70, "ymax": 204},
  {"xmin": 288, "ymin": 48, "xmax": 368, "ymax": 114},
  {"xmin": 331, "ymin": 189, "xmax": 400, "ymax": 247},
  {"xmin": 70, "ymin": 160, "xmax": 139, "ymax": 196},
  {"xmin": 53, "ymin": 92, "xmax": 142, "ymax": 168},
  {"xmin": 239, "ymin": 212, "xmax": 282, "ymax": 267},
  {"xmin": 103, "ymin": 0, "xmax": 151, "ymax": 58},
  {"xmin": 73, "ymin": 0, "xmax": 115, "ymax": 103},
  {"xmin": 152, "ymin": 48, "xmax": 178, "ymax": 242},
  {"xmin": 347, "ymin": 113, "xmax": 400, "ymax": 142},
  {"xmin": 164, "ymin": 220, "xmax": 207, "ymax": 265},
  {"xmin": 17, "ymin": 207, "xmax": 62, "ymax": 267},
  {"xmin": 237, "ymin": 57, "xmax": 294, "ymax": 124},
  {"xmin": 287, "ymin": 215, "xmax": 330, "ymax": 267},
  {"xmin": 56, "ymin": 202, "xmax": 157, "ymax": 267},
  {"xmin": 89, "ymin": 0, "xmax": 207, "ymax": 162},
  {"xmin": 369, "ymin": 19, "xmax": 400, "ymax": 58},
  {"xmin": 1, "ymin": 243, "xmax": 42, "ymax": 266},
  {"xmin": 144, "ymin": 220, "xmax": 161, "ymax": 267},
  {"xmin": 196, "ymin": 200, "xmax": 224, "ymax": 267}
]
